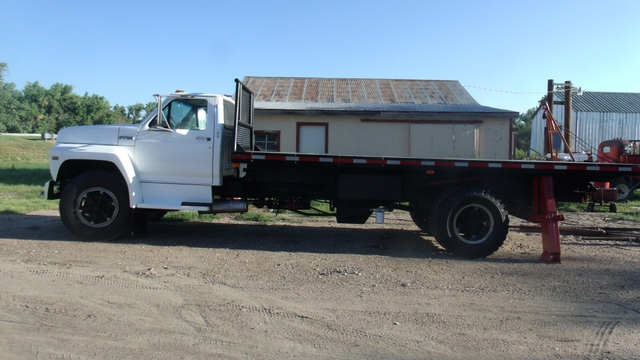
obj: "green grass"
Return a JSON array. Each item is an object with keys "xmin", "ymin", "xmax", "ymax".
[
  {"xmin": 232, "ymin": 206, "xmax": 306, "ymax": 223},
  {"xmin": 0, "ymin": 136, "xmax": 59, "ymax": 214},
  {"xmin": 163, "ymin": 211, "xmax": 220, "ymax": 222},
  {"xmin": 0, "ymin": 135, "xmax": 55, "ymax": 163},
  {"xmin": 557, "ymin": 196, "xmax": 640, "ymax": 222},
  {"xmin": 163, "ymin": 208, "xmax": 301, "ymax": 223},
  {"xmin": 233, "ymin": 210, "xmax": 274, "ymax": 222}
]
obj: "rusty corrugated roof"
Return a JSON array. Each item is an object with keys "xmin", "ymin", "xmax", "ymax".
[
  {"xmin": 242, "ymin": 76, "xmax": 518, "ymax": 118},
  {"xmin": 243, "ymin": 76, "xmax": 477, "ymax": 105}
]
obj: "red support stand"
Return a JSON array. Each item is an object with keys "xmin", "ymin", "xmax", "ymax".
[{"xmin": 527, "ymin": 176, "xmax": 564, "ymax": 263}]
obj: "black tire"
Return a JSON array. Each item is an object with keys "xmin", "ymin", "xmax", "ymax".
[
  {"xmin": 586, "ymin": 203, "xmax": 595, "ymax": 212},
  {"xmin": 59, "ymin": 171, "xmax": 132, "ymax": 241},
  {"xmin": 424, "ymin": 188, "xmax": 461, "ymax": 248},
  {"xmin": 609, "ymin": 202, "xmax": 618, "ymax": 213},
  {"xmin": 410, "ymin": 207, "xmax": 430, "ymax": 234},
  {"xmin": 429, "ymin": 188, "xmax": 509, "ymax": 258}
]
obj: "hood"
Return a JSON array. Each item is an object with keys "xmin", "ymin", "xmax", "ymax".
[{"xmin": 57, "ymin": 124, "xmax": 139, "ymax": 145}]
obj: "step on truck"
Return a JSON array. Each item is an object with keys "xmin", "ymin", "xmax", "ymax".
[{"xmin": 44, "ymin": 80, "xmax": 640, "ymax": 263}]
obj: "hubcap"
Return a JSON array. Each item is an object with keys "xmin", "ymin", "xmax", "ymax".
[
  {"xmin": 75, "ymin": 187, "xmax": 119, "ymax": 227},
  {"xmin": 451, "ymin": 204, "xmax": 494, "ymax": 244},
  {"xmin": 616, "ymin": 183, "xmax": 630, "ymax": 200}
]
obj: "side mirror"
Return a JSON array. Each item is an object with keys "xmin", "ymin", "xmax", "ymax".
[{"xmin": 197, "ymin": 108, "xmax": 207, "ymax": 130}]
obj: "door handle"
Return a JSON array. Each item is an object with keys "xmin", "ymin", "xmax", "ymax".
[{"xmin": 196, "ymin": 136, "xmax": 212, "ymax": 141}]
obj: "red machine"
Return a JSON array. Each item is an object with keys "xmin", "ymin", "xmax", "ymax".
[
  {"xmin": 597, "ymin": 139, "xmax": 640, "ymax": 163},
  {"xmin": 541, "ymin": 103, "xmax": 635, "ymax": 207},
  {"xmin": 596, "ymin": 139, "xmax": 640, "ymax": 201}
]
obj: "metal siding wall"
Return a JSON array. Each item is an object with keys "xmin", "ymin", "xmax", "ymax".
[
  {"xmin": 530, "ymin": 106, "xmax": 640, "ymax": 157},
  {"xmin": 530, "ymin": 111, "xmax": 545, "ymax": 157},
  {"xmin": 575, "ymin": 112, "xmax": 640, "ymax": 150}
]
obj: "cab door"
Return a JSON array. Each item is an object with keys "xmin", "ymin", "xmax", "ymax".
[{"xmin": 134, "ymin": 98, "xmax": 214, "ymax": 205}]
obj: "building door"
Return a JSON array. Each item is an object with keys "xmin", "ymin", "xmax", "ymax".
[
  {"xmin": 409, "ymin": 123, "xmax": 477, "ymax": 158},
  {"xmin": 297, "ymin": 123, "xmax": 328, "ymax": 154}
]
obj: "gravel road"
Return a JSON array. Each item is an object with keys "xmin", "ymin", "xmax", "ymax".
[{"xmin": 1, "ymin": 210, "xmax": 639, "ymax": 359}]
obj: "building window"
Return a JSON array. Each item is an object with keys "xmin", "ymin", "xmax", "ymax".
[{"xmin": 255, "ymin": 131, "xmax": 280, "ymax": 152}]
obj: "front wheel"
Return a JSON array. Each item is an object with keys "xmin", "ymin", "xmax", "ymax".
[
  {"xmin": 429, "ymin": 188, "xmax": 509, "ymax": 258},
  {"xmin": 59, "ymin": 171, "xmax": 132, "ymax": 241}
]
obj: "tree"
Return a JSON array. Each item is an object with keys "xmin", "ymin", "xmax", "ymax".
[
  {"xmin": 111, "ymin": 104, "xmax": 128, "ymax": 124},
  {"xmin": 0, "ymin": 62, "xmax": 7, "ymax": 84},
  {"xmin": 126, "ymin": 103, "xmax": 146, "ymax": 123},
  {"xmin": 21, "ymin": 81, "xmax": 49, "ymax": 133},
  {"xmin": 513, "ymin": 107, "xmax": 537, "ymax": 158},
  {"xmin": 79, "ymin": 93, "xmax": 118, "ymax": 128},
  {"xmin": 0, "ymin": 82, "xmax": 24, "ymax": 133},
  {"xmin": 0, "ymin": 62, "xmax": 165, "ymax": 133},
  {"xmin": 143, "ymin": 101, "xmax": 157, "ymax": 118},
  {"xmin": 0, "ymin": 63, "xmax": 27, "ymax": 133},
  {"xmin": 45, "ymin": 83, "xmax": 80, "ymax": 132}
]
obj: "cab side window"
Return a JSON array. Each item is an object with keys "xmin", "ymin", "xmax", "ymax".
[{"xmin": 149, "ymin": 99, "xmax": 207, "ymax": 130}]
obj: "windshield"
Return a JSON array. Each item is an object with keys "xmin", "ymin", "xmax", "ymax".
[{"xmin": 146, "ymin": 98, "xmax": 208, "ymax": 131}]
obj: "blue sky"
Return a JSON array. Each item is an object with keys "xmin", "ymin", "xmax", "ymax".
[{"xmin": 2, "ymin": 0, "xmax": 639, "ymax": 114}]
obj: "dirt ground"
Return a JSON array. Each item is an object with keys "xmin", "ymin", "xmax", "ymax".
[{"xmin": 0, "ymin": 209, "xmax": 639, "ymax": 359}]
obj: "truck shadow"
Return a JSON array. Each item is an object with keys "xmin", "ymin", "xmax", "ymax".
[
  {"xmin": 134, "ymin": 220, "xmax": 449, "ymax": 259},
  {"xmin": 136, "ymin": 219, "xmax": 541, "ymax": 263},
  {"xmin": 0, "ymin": 213, "xmax": 538, "ymax": 262}
]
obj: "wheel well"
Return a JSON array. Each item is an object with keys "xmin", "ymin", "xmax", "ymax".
[{"xmin": 57, "ymin": 160, "xmax": 124, "ymax": 193}]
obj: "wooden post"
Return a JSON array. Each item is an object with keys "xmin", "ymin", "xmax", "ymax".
[
  {"xmin": 564, "ymin": 81, "xmax": 572, "ymax": 153},
  {"xmin": 544, "ymin": 79, "xmax": 554, "ymax": 155}
]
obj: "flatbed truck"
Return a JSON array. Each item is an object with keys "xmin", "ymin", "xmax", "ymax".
[{"xmin": 44, "ymin": 80, "xmax": 640, "ymax": 263}]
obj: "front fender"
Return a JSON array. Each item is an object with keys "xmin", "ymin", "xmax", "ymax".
[{"xmin": 50, "ymin": 144, "xmax": 143, "ymax": 207}]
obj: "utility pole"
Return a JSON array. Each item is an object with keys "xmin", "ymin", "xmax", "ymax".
[
  {"xmin": 564, "ymin": 80, "xmax": 572, "ymax": 153},
  {"xmin": 545, "ymin": 79, "xmax": 554, "ymax": 155}
]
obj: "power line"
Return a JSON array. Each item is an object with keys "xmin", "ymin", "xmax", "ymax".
[
  {"xmin": 462, "ymin": 84, "xmax": 560, "ymax": 95},
  {"xmin": 0, "ymin": 16, "xmax": 79, "ymax": 55}
]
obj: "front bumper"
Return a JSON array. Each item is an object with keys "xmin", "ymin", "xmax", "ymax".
[{"xmin": 43, "ymin": 180, "xmax": 60, "ymax": 200}]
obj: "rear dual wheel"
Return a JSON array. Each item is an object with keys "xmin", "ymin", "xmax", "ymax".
[
  {"xmin": 429, "ymin": 188, "xmax": 509, "ymax": 258},
  {"xmin": 410, "ymin": 188, "xmax": 462, "ymax": 235},
  {"xmin": 409, "ymin": 208, "xmax": 430, "ymax": 234}
]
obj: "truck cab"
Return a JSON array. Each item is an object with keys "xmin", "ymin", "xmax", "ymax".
[
  {"xmin": 128, "ymin": 92, "xmax": 238, "ymax": 210},
  {"xmin": 45, "ymin": 80, "xmax": 254, "ymax": 240}
]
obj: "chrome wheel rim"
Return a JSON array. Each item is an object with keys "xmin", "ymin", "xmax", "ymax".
[
  {"xmin": 75, "ymin": 187, "xmax": 119, "ymax": 227},
  {"xmin": 451, "ymin": 204, "xmax": 494, "ymax": 244},
  {"xmin": 616, "ymin": 183, "xmax": 630, "ymax": 200}
]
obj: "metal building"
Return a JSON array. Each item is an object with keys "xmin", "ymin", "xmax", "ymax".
[
  {"xmin": 244, "ymin": 76, "xmax": 518, "ymax": 159},
  {"xmin": 530, "ymin": 91, "xmax": 640, "ymax": 157}
]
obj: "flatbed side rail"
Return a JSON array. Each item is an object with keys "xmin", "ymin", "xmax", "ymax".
[{"xmin": 231, "ymin": 152, "xmax": 640, "ymax": 173}]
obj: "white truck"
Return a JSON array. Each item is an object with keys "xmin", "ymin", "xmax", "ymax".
[{"xmin": 44, "ymin": 80, "xmax": 640, "ymax": 262}]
